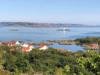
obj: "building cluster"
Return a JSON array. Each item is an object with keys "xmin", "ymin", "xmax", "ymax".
[
  {"xmin": 84, "ymin": 43, "xmax": 99, "ymax": 50},
  {"xmin": 0, "ymin": 41, "xmax": 48, "ymax": 52}
]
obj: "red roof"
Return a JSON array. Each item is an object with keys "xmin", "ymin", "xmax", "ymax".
[
  {"xmin": 89, "ymin": 44, "xmax": 99, "ymax": 49},
  {"xmin": 40, "ymin": 43, "xmax": 47, "ymax": 48},
  {"xmin": 22, "ymin": 45, "xmax": 32, "ymax": 52},
  {"xmin": 1, "ymin": 41, "xmax": 16, "ymax": 46}
]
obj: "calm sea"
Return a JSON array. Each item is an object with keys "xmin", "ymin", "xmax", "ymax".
[{"xmin": 0, "ymin": 26, "xmax": 100, "ymax": 51}]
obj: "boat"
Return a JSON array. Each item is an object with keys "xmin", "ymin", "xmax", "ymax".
[
  {"xmin": 10, "ymin": 29, "xmax": 19, "ymax": 31},
  {"xmin": 57, "ymin": 28, "xmax": 70, "ymax": 31}
]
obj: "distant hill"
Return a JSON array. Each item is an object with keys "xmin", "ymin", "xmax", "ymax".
[{"xmin": 0, "ymin": 22, "xmax": 99, "ymax": 28}]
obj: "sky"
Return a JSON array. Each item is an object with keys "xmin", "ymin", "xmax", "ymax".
[{"xmin": 0, "ymin": 0, "xmax": 100, "ymax": 25}]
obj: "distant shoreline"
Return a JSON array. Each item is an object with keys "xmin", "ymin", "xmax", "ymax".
[{"xmin": 0, "ymin": 22, "xmax": 100, "ymax": 28}]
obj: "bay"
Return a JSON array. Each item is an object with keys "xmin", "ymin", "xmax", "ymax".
[{"xmin": 0, "ymin": 26, "xmax": 100, "ymax": 51}]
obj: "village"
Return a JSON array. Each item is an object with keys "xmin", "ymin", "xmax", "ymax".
[
  {"xmin": 0, "ymin": 41, "xmax": 49, "ymax": 53},
  {"xmin": 0, "ymin": 39, "xmax": 100, "ymax": 53}
]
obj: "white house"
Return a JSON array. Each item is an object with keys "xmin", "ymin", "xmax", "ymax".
[
  {"xmin": 22, "ymin": 43, "xmax": 34, "ymax": 52},
  {"xmin": 16, "ymin": 41, "xmax": 21, "ymax": 45},
  {"xmin": 39, "ymin": 44, "xmax": 48, "ymax": 51}
]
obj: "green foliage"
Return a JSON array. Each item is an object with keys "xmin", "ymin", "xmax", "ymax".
[
  {"xmin": 75, "ymin": 37, "xmax": 100, "ymax": 44},
  {"xmin": 0, "ymin": 46, "xmax": 100, "ymax": 75},
  {"xmin": 55, "ymin": 67, "xmax": 63, "ymax": 75}
]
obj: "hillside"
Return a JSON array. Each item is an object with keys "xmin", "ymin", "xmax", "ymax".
[{"xmin": 0, "ymin": 22, "xmax": 99, "ymax": 28}]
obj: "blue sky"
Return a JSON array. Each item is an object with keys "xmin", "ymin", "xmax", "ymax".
[{"xmin": 0, "ymin": 0, "xmax": 100, "ymax": 25}]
